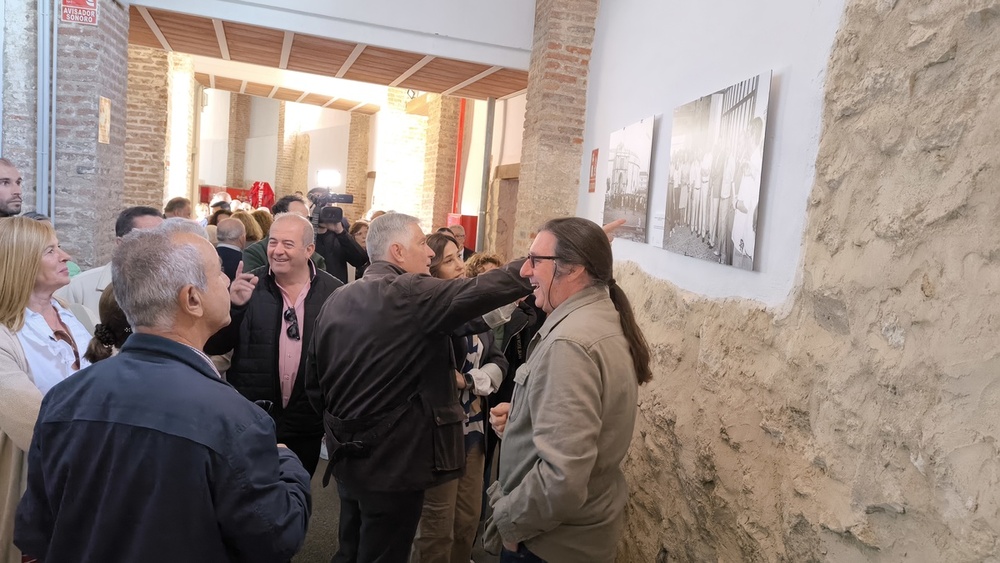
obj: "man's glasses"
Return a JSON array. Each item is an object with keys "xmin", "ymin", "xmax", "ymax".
[
  {"xmin": 527, "ymin": 254, "xmax": 559, "ymax": 268},
  {"xmin": 283, "ymin": 307, "xmax": 300, "ymax": 341}
]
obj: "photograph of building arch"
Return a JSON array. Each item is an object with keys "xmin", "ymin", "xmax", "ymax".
[{"xmin": 602, "ymin": 116, "xmax": 654, "ymax": 243}]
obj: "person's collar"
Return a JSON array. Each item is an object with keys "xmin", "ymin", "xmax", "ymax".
[
  {"xmin": 365, "ymin": 260, "xmax": 408, "ymax": 276},
  {"xmin": 268, "ymin": 259, "xmax": 318, "ymax": 284},
  {"xmin": 120, "ymin": 332, "xmax": 225, "ymax": 380},
  {"xmin": 217, "ymin": 243, "xmax": 242, "ymax": 252},
  {"xmin": 534, "ymin": 285, "xmax": 608, "ymax": 340}
]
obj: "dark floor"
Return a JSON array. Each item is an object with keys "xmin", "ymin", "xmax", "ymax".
[{"xmin": 294, "ymin": 460, "xmax": 500, "ymax": 563}]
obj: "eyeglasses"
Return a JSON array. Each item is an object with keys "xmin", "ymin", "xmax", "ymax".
[
  {"xmin": 526, "ymin": 254, "xmax": 559, "ymax": 268},
  {"xmin": 283, "ymin": 307, "xmax": 300, "ymax": 341}
]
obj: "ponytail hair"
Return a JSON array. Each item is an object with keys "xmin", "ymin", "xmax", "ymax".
[
  {"xmin": 540, "ymin": 217, "xmax": 652, "ymax": 384},
  {"xmin": 84, "ymin": 284, "xmax": 132, "ymax": 363}
]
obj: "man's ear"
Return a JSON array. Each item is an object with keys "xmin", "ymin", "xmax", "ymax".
[
  {"xmin": 178, "ymin": 284, "xmax": 205, "ymax": 319},
  {"xmin": 305, "ymin": 243, "xmax": 316, "ymax": 256},
  {"xmin": 389, "ymin": 242, "xmax": 404, "ymax": 263}
]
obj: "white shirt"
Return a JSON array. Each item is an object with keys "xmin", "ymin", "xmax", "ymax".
[{"xmin": 17, "ymin": 300, "xmax": 93, "ymax": 394}]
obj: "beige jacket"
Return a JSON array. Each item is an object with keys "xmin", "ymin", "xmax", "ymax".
[
  {"xmin": 0, "ymin": 326, "xmax": 41, "ymax": 563},
  {"xmin": 486, "ymin": 286, "xmax": 639, "ymax": 562}
]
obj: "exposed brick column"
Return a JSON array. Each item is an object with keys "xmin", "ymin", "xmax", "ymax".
[
  {"xmin": 344, "ymin": 113, "xmax": 371, "ymax": 221},
  {"xmin": 370, "ymin": 88, "xmax": 427, "ymax": 228},
  {"xmin": 274, "ymin": 102, "xmax": 308, "ymax": 198},
  {"xmin": 1, "ymin": 1, "xmax": 38, "ymax": 206},
  {"xmin": 226, "ymin": 93, "xmax": 251, "ymax": 188},
  {"xmin": 124, "ymin": 45, "xmax": 169, "ymax": 209},
  {"xmin": 422, "ymin": 94, "xmax": 460, "ymax": 229},
  {"xmin": 511, "ymin": 0, "xmax": 599, "ymax": 253},
  {"xmin": 52, "ymin": 1, "xmax": 129, "ymax": 269}
]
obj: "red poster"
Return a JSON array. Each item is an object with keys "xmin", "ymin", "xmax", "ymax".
[
  {"xmin": 61, "ymin": 0, "xmax": 98, "ymax": 26},
  {"xmin": 588, "ymin": 148, "xmax": 599, "ymax": 193}
]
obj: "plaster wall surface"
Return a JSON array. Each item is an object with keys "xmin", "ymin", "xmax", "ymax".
[{"xmin": 586, "ymin": 0, "xmax": 1000, "ymax": 560}]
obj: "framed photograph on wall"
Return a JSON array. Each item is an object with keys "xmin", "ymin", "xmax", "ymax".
[
  {"xmin": 602, "ymin": 116, "xmax": 654, "ymax": 244},
  {"xmin": 661, "ymin": 71, "xmax": 771, "ymax": 270}
]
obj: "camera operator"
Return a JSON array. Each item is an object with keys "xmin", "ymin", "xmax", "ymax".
[{"xmin": 314, "ymin": 203, "xmax": 368, "ymax": 285}]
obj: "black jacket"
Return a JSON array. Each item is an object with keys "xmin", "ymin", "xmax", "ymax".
[
  {"xmin": 306, "ymin": 260, "xmax": 532, "ymax": 492},
  {"xmin": 15, "ymin": 334, "xmax": 311, "ymax": 563},
  {"xmin": 216, "ymin": 245, "xmax": 243, "ymax": 281},
  {"xmin": 315, "ymin": 229, "xmax": 369, "ymax": 284},
  {"xmin": 206, "ymin": 262, "xmax": 342, "ymax": 438}
]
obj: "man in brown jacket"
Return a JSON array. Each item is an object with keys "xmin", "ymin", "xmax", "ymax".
[{"xmin": 486, "ymin": 217, "xmax": 652, "ymax": 563}]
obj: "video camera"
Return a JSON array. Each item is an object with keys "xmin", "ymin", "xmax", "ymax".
[{"xmin": 308, "ymin": 189, "xmax": 354, "ymax": 228}]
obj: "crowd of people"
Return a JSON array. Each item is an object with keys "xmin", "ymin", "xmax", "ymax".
[{"xmin": 0, "ymin": 154, "xmax": 652, "ymax": 563}]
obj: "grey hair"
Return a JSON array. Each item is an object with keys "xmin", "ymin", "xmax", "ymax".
[
  {"xmin": 216, "ymin": 217, "xmax": 245, "ymax": 243},
  {"xmin": 112, "ymin": 224, "xmax": 209, "ymax": 330},
  {"xmin": 161, "ymin": 217, "xmax": 209, "ymax": 239},
  {"xmin": 271, "ymin": 212, "xmax": 315, "ymax": 246},
  {"xmin": 366, "ymin": 212, "xmax": 420, "ymax": 262}
]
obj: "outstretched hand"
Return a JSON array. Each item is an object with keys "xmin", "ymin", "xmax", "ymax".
[
  {"xmin": 230, "ymin": 261, "xmax": 258, "ymax": 306},
  {"xmin": 602, "ymin": 219, "xmax": 626, "ymax": 242}
]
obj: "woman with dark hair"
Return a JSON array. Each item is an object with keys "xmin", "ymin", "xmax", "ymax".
[
  {"xmin": 348, "ymin": 220, "xmax": 370, "ymax": 280},
  {"xmin": 484, "ymin": 216, "xmax": 650, "ymax": 562},
  {"xmin": 207, "ymin": 208, "xmax": 232, "ymax": 226},
  {"xmin": 411, "ymin": 232, "xmax": 509, "ymax": 563},
  {"xmin": 83, "ymin": 285, "xmax": 131, "ymax": 364}
]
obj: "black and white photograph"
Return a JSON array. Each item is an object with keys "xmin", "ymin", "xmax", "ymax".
[
  {"xmin": 602, "ymin": 116, "xmax": 654, "ymax": 243},
  {"xmin": 662, "ymin": 72, "xmax": 771, "ymax": 270}
]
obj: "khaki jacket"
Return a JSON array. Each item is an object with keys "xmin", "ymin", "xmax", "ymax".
[
  {"xmin": 0, "ymin": 326, "xmax": 42, "ymax": 563},
  {"xmin": 487, "ymin": 286, "xmax": 639, "ymax": 562}
]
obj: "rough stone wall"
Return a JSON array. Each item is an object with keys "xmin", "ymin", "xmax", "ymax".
[
  {"xmin": 618, "ymin": 1, "xmax": 1000, "ymax": 561},
  {"xmin": 512, "ymin": 0, "xmax": 598, "ymax": 254},
  {"xmin": 124, "ymin": 45, "xmax": 168, "ymax": 209},
  {"xmin": 344, "ymin": 112, "xmax": 370, "ymax": 221},
  {"xmin": 51, "ymin": 2, "xmax": 128, "ymax": 268},
  {"xmin": 421, "ymin": 94, "xmax": 460, "ymax": 229},
  {"xmin": 2, "ymin": 0, "xmax": 38, "ymax": 206},
  {"xmin": 226, "ymin": 93, "xmax": 251, "ymax": 188}
]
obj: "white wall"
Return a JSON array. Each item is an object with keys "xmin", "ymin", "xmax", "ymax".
[
  {"xmin": 580, "ymin": 0, "xmax": 845, "ymax": 306},
  {"xmin": 198, "ymin": 89, "xmax": 230, "ymax": 186},
  {"xmin": 244, "ymin": 97, "xmax": 280, "ymax": 186},
  {"xmin": 285, "ymin": 103, "xmax": 350, "ymax": 193},
  {"xmin": 493, "ymin": 94, "xmax": 526, "ymax": 167}
]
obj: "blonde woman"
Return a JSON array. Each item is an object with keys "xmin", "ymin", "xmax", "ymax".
[
  {"xmin": 0, "ymin": 217, "xmax": 91, "ymax": 562},
  {"xmin": 231, "ymin": 210, "xmax": 264, "ymax": 243}
]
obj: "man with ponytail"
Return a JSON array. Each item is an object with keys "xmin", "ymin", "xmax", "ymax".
[{"xmin": 484, "ymin": 217, "xmax": 652, "ymax": 563}]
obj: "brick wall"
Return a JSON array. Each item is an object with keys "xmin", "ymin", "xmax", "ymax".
[
  {"xmin": 421, "ymin": 94, "xmax": 460, "ymax": 229},
  {"xmin": 370, "ymin": 88, "xmax": 428, "ymax": 229},
  {"xmin": 226, "ymin": 93, "xmax": 251, "ymax": 188},
  {"xmin": 512, "ymin": 0, "xmax": 598, "ymax": 253},
  {"xmin": 274, "ymin": 102, "xmax": 309, "ymax": 198},
  {"xmin": 1, "ymin": 0, "xmax": 38, "ymax": 207},
  {"xmin": 124, "ymin": 45, "xmax": 169, "ymax": 209},
  {"xmin": 52, "ymin": 1, "xmax": 129, "ymax": 268},
  {"xmin": 344, "ymin": 112, "xmax": 371, "ymax": 221}
]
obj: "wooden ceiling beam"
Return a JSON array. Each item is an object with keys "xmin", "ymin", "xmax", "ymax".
[
  {"xmin": 279, "ymin": 31, "xmax": 294, "ymax": 70},
  {"xmin": 336, "ymin": 44, "xmax": 367, "ymax": 79},
  {"xmin": 212, "ymin": 19, "xmax": 230, "ymax": 60},
  {"xmin": 268, "ymin": 86, "xmax": 279, "ymax": 98},
  {"xmin": 239, "ymin": 80, "xmax": 247, "ymax": 94},
  {"xmin": 389, "ymin": 55, "xmax": 435, "ymax": 87},
  {"xmin": 295, "ymin": 92, "xmax": 309, "ymax": 103},
  {"xmin": 136, "ymin": 7, "xmax": 172, "ymax": 51},
  {"xmin": 441, "ymin": 66, "xmax": 502, "ymax": 96},
  {"xmin": 322, "ymin": 97, "xmax": 340, "ymax": 108}
]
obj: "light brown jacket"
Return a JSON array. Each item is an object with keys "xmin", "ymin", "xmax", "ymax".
[
  {"xmin": 487, "ymin": 286, "xmax": 639, "ymax": 562},
  {"xmin": 0, "ymin": 326, "xmax": 41, "ymax": 563}
]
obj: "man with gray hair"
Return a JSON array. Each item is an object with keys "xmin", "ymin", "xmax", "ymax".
[
  {"xmin": 15, "ymin": 223, "xmax": 312, "ymax": 563},
  {"xmin": 306, "ymin": 212, "xmax": 533, "ymax": 562},
  {"xmin": 215, "ymin": 217, "xmax": 247, "ymax": 281},
  {"xmin": 206, "ymin": 212, "xmax": 342, "ymax": 476}
]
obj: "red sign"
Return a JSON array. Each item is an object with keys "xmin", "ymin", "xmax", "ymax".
[
  {"xmin": 588, "ymin": 148, "xmax": 599, "ymax": 193},
  {"xmin": 61, "ymin": 0, "xmax": 97, "ymax": 26}
]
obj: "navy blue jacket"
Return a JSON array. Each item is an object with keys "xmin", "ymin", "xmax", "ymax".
[{"xmin": 14, "ymin": 333, "xmax": 312, "ymax": 563}]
